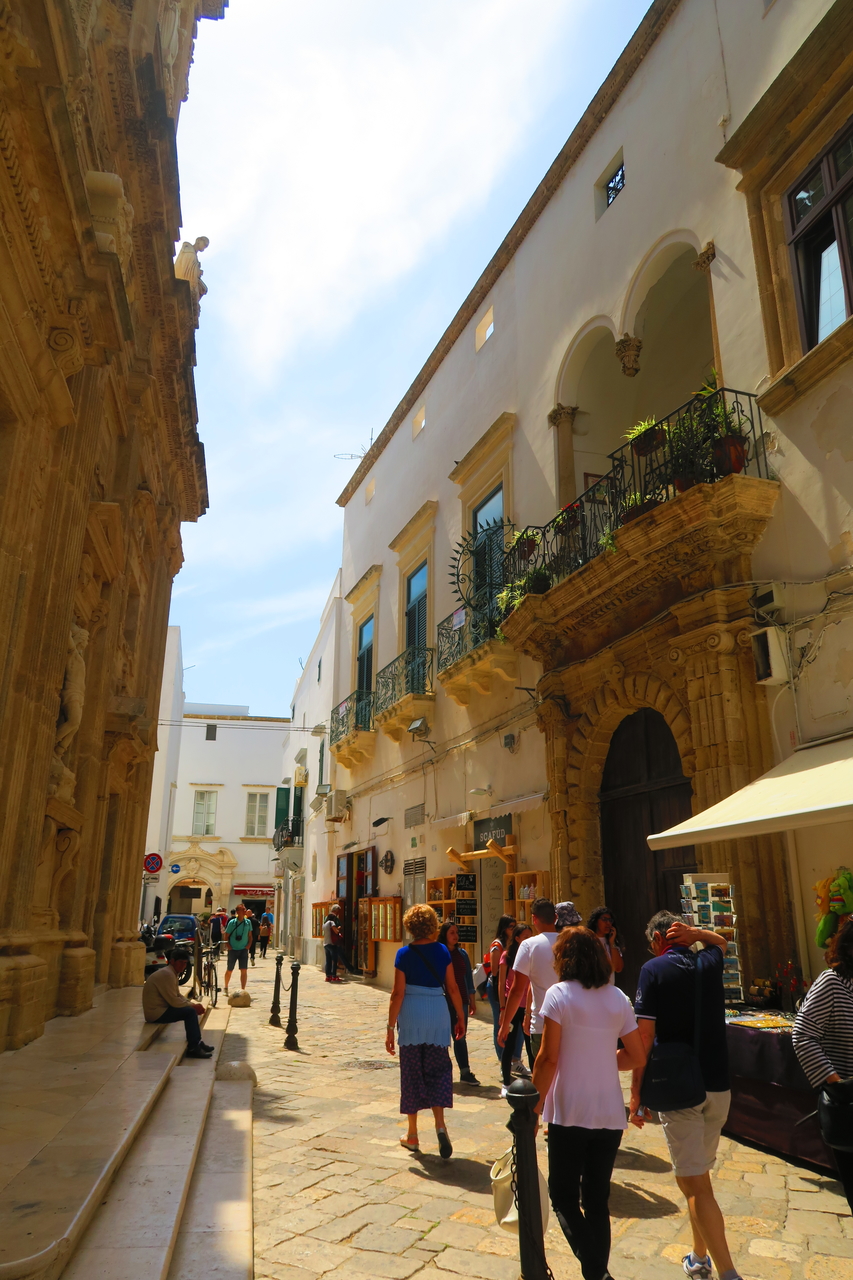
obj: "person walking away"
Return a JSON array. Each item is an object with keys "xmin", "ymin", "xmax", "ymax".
[
  {"xmin": 498, "ymin": 897, "xmax": 560, "ymax": 1060},
  {"xmin": 486, "ymin": 915, "xmax": 517, "ymax": 1061},
  {"xmin": 209, "ymin": 908, "xmax": 226, "ymax": 946},
  {"xmin": 793, "ymin": 917, "xmax": 853, "ymax": 1212},
  {"xmin": 438, "ymin": 921, "xmax": 480, "ymax": 1085},
  {"xmin": 246, "ymin": 909, "xmax": 260, "ymax": 966},
  {"xmin": 630, "ymin": 911, "xmax": 741, "ymax": 1280},
  {"xmin": 258, "ymin": 913, "xmax": 271, "ymax": 959},
  {"xmin": 223, "ymin": 903, "xmax": 252, "ymax": 993},
  {"xmin": 142, "ymin": 947, "xmax": 215, "ymax": 1058},
  {"xmin": 323, "ymin": 903, "xmax": 354, "ymax": 982},
  {"xmin": 587, "ymin": 906, "xmax": 624, "ymax": 983},
  {"xmin": 385, "ymin": 904, "xmax": 465, "ymax": 1158},
  {"xmin": 534, "ymin": 927, "xmax": 646, "ymax": 1280},
  {"xmin": 499, "ymin": 924, "xmax": 534, "ymax": 1091}
]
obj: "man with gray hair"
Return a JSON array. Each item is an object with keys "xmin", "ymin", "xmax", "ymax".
[{"xmin": 630, "ymin": 909, "xmax": 742, "ymax": 1280}]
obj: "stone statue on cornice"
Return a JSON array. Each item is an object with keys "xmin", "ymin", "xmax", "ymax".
[{"xmin": 174, "ymin": 236, "xmax": 209, "ymax": 324}]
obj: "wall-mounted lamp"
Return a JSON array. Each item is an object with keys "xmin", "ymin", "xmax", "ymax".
[
  {"xmin": 372, "ymin": 816, "xmax": 391, "ymax": 828},
  {"xmin": 342, "ymin": 839, "xmax": 358, "ymax": 850},
  {"xmin": 408, "ymin": 718, "xmax": 436, "ymax": 752},
  {"xmin": 311, "ymin": 723, "xmax": 327, "ymax": 737},
  {"xmin": 469, "ymin": 786, "xmax": 493, "ymax": 797}
]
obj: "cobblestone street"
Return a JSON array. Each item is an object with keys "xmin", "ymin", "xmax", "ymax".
[{"xmin": 221, "ymin": 957, "xmax": 852, "ymax": 1280}]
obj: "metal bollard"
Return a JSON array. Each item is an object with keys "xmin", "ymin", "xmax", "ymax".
[
  {"xmin": 284, "ymin": 961, "xmax": 300, "ymax": 1051},
  {"xmin": 269, "ymin": 952, "xmax": 284, "ymax": 1027},
  {"xmin": 506, "ymin": 1078, "xmax": 551, "ymax": 1280}
]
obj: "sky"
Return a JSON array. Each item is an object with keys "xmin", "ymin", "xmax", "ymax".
[{"xmin": 171, "ymin": 0, "xmax": 651, "ymax": 714}]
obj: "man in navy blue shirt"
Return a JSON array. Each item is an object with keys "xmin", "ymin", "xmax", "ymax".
[{"xmin": 630, "ymin": 910, "xmax": 742, "ymax": 1280}]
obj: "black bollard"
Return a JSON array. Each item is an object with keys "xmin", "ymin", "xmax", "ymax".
[
  {"xmin": 269, "ymin": 952, "xmax": 284, "ymax": 1027},
  {"xmin": 284, "ymin": 961, "xmax": 300, "ymax": 1051},
  {"xmin": 506, "ymin": 1078, "xmax": 551, "ymax": 1280}
]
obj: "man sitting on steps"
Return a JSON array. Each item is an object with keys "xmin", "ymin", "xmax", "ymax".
[{"xmin": 142, "ymin": 947, "xmax": 214, "ymax": 1058}]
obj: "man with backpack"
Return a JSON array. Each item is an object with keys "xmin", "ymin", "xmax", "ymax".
[
  {"xmin": 223, "ymin": 903, "xmax": 253, "ymax": 993},
  {"xmin": 630, "ymin": 910, "xmax": 742, "ymax": 1280}
]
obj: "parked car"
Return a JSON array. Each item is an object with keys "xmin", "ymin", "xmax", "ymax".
[{"xmin": 143, "ymin": 914, "xmax": 198, "ymax": 982}]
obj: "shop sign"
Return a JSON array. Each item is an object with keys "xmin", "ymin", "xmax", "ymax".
[
  {"xmin": 473, "ymin": 813, "xmax": 512, "ymax": 849},
  {"xmin": 456, "ymin": 925, "xmax": 477, "ymax": 942},
  {"xmin": 233, "ymin": 885, "xmax": 275, "ymax": 896},
  {"xmin": 456, "ymin": 873, "xmax": 476, "ymax": 892},
  {"xmin": 455, "ymin": 898, "xmax": 477, "ymax": 916}
]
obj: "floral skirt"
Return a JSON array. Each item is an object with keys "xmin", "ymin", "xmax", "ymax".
[{"xmin": 399, "ymin": 1042, "xmax": 453, "ymax": 1114}]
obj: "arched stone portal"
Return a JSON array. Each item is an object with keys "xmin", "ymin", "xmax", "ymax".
[{"xmin": 600, "ymin": 708, "xmax": 696, "ymax": 997}]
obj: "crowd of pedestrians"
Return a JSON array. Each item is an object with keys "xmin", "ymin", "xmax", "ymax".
[{"xmin": 384, "ymin": 896, "xmax": 757, "ymax": 1280}]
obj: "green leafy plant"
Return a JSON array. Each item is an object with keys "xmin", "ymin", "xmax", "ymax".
[
  {"xmin": 598, "ymin": 528, "xmax": 618, "ymax": 553},
  {"xmin": 509, "ymin": 527, "xmax": 541, "ymax": 549},
  {"xmin": 623, "ymin": 491, "xmax": 645, "ymax": 509},
  {"xmin": 624, "ymin": 417, "xmax": 658, "ymax": 442}
]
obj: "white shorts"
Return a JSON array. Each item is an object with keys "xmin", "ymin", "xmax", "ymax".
[{"xmin": 658, "ymin": 1090, "xmax": 731, "ymax": 1177}]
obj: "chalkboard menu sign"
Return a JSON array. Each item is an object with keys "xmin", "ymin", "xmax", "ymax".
[
  {"xmin": 456, "ymin": 873, "xmax": 476, "ymax": 892},
  {"xmin": 473, "ymin": 814, "xmax": 512, "ymax": 849},
  {"xmin": 456, "ymin": 925, "xmax": 478, "ymax": 942},
  {"xmin": 455, "ymin": 898, "xmax": 477, "ymax": 916}
]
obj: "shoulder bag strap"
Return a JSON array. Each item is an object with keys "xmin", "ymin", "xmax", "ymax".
[{"xmin": 414, "ymin": 946, "xmax": 448, "ymax": 997}]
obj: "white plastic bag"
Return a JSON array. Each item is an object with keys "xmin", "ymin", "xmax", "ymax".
[{"xmin": 490, "ymin": 1145, "xmax": 550, "ymax": 1234}]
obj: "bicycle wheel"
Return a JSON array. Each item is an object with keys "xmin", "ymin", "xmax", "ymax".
[{"xmin": 207, "ymin": 961, "xmax": 219, "ymax": 1008}]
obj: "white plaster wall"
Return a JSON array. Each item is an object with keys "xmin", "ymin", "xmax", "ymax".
[{"xmin": 791, "ymin": 819, "xmax": 853, "ymax": 981}]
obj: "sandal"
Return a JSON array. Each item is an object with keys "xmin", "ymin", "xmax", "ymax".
[
  {"xmin": 436, "ymin": 1129, "xmax": 453, "ymax": 1160},
  {"xmin": 400, "ymin": 1137, "xmax": 420, "ymax": 1152}
]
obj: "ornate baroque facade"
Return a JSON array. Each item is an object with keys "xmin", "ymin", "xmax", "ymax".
[{"xmin": 0, "ymin": 0, "xmax": 224, "ymax": 1051}]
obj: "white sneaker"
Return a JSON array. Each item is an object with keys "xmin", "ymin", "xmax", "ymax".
[
  {"xmin": 511, "ymin": 1058, "xmax": 532, "ymax": 1079},
  {"xmin": 682, "ymin": 1255, "xmax": 713, "ymax": 1279}
]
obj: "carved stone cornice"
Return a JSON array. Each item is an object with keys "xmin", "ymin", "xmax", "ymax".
[
  {"xmin": 547, "ymin": 404, "xmax": 578, "ymax": 431},
  {"xmin": 500, "ymin": 476, "xmax": 779, "ymax": 671},
  {"xmin": 692, "ymin": 241, "xmax": 716, "ymax": 272}
]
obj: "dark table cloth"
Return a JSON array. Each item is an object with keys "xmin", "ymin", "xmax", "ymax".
[{"xmin": 724, "ymin": 1023, "xmax": 837, "ymax": 1173}]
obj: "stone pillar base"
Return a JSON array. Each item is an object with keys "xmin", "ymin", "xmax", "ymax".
[
  {"xmin": 108, "ymin": 939, "xmax": 145, "ymax": 988},
  {"xmin": 0, "ymin": 953, "xmax": 48, "ymax": 1051},
  {"xmin": 56, "ymin": 945, "xmax": 96, "ymax": 1016}
]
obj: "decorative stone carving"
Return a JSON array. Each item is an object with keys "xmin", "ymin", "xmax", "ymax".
[
  {"xmin": 48, "ymin": 327, "xmax": 84, "ymax": 376},
  {"xmin": 174, "ymin": 236, "xmax": 209, "ymax": 325},
  {"xmin": 548, "ymin": 403, "xmax": 579, "ymax": 433},
  {"xmin": 615, "ymin": 332, "xmax": 642, "ymax": 377},
  {"xmin": 55, "ymin": 623, "xmax": 88, "ymax": 757},
  {"xmin": 84, "ymin": 170, "xmax": 134, "ymax": 272},
  {"xmin": 693, "ymin": 241, "xmax": 716, "ymax": 272}
]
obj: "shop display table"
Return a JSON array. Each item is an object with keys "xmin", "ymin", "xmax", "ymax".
[{"xmin": 724, "ymin": 1018, "xmax": 836, "ymax": 1173}]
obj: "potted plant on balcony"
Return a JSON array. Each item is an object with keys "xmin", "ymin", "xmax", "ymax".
[
  {"xmin": 625, "ymin": 416, "xmax": 667, "ymax": 458},
  {"xmin": 509, "ymin": 527, "xmax": 540, "ymax": 562},
  {"xmin": 695, "ymin": 371, "xmax": 749, "ymax": 477},
  {"xmin": 553, "ymin": 501, "xmax": 582, "ymax": 532},
  {"xmin": 666, "ymin": 410, "xmax": 712, "ymax": 492},
  {"xmin": 620, "ymin": 491, "xmax": 659, "ymax": 524}
]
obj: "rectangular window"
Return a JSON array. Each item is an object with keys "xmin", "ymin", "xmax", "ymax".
[
  {"xmin": 245, "ymin": 792, "xmax": 269, "ymax": 838},
  {"xmin": 412, "ymin": 405, "xmax": 425, "ymax": 438},
  {"xmin": 357, "ymin": 615, "xmax": 374, "ymax": 692},
  {"xmin": 405, "ymin": 561, "xmax": 427, "ymax": 651},
  {"xmin": 606, "ymin": 163, "xmax": 625, "ymax": 206},
  {"xmin": 788, "ymin": 120, "xmax": 853, "ymax": 351},
  {"xmin": 475, "ymin": 306, "xmax": 494, "ymax": 352},
  {"xmin": 205, "ymin": 724, "xmax": 216, "ymax": 741},
  {"xmin": 192, "ymin": 790, "xmax": 217, "ymax": 836},
  {"xmin": 275, "ymin": 786, "xmax": 290, "ymax": 828},
  {"xmin": 318, "ymin": 740, "xmax": 325, "ymax": 787},
  {"xmin": 472, "ymin": 484, "xmax": 504, "ymax": 613},
  {"xmin": 317, "ymin": 658, "xmax": 322, "ymax": 682}
]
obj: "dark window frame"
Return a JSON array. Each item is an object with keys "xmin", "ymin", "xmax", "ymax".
[
  {"xmin": 357, "ymin": 614, "xmax": 374, "ymax": 692},
  {"xmin": 785, "ymin": 117, "xmax": 853, "ymax": 352},
  {"xmin": 605, "ymin": 163, "xmax": 625, "ymax": 207}
]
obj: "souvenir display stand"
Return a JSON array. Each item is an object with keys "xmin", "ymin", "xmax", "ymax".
[{"xmin": 679, "ymin": 873, "xmax": 744, "ymax": 1003}]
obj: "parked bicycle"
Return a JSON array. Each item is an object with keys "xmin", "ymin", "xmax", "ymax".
[{"xmin": 200, "ymin": 943, "xmax": 220, "ymax": 1008}]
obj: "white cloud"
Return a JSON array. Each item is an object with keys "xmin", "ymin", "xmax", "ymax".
[
  {"xmin": 178, "ymin": 0, "xmax": 585, "ymax": 374},
  {"xmin": 188, "ymin": 584, "xmax": 333, "ymax": 659}
]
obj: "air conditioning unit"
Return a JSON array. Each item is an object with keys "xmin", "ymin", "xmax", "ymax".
[
  {"xmin": 753, "ymin": 582, "xmax": 786, "ymax": 616},
  {"xmin": 752, "ymin": 627, "xmax": 789, "ymax": 685},
  {"xmin": 309, "ymin": 795, "xmax": 326, "ymax": 813},
  {"xmin": 325, "ymin": 789, "xmax": 349, "ymax": 822},
  {"xmin": 294, "ymin": 765, "xmax": 308, "ymax": 787}
]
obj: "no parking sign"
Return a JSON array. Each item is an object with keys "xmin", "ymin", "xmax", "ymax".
[{"xmin": 143, "ymin": 853, "xmax": 163, "ymax": 874}]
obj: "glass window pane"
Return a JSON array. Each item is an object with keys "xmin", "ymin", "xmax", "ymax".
[
  {"xmin": 192, "ymin": 790, "xmax": 205, "ymax": 836},
  {"xmin": 257, "ymin": 793, "xmax": 268, "ymax": 837},
  {"xmin": 817, "ymin": 238, "xmax": 847, "ymax": 342},
  {"xmin": 473, "ymin": 485, "xmax": 503, "ymax": 533},
  {"xmin": 835, "ymin": 135, "xmax": 853, "ymax": 180},
  {"xmin": 246, "ymin": 793, "xmax": 257, "ymax": 836},
  {"xmin": 406, "ymin": 562, "xmax": 427, "ymax": 604},
  {"xmin": 793, "ymin": 168, "xmax": 826, "ymax": 223},
  {"xmin": 204, "ymin": 791, "xmax": 217, "ymax": 836},
  {"xmin": 358, "ymin": 615, "xmax": 373, "ymax": 652}
]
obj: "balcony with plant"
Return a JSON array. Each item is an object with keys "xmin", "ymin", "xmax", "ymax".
[
  {"xmin": 373, "ymin": 645, "xmax": 435, "ymax": 741},
  {"xmin": 329, "ymin": 689, "xmax": 375, "ymax": 770}
]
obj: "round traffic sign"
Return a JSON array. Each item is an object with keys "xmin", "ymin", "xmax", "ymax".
[
  {"xmin": 143, "ymin": 853, "xmax": 163, "ymax": 874},
  {"xmin": 170, "ymin": 863, "xmax": 181, "ymax": 874}
]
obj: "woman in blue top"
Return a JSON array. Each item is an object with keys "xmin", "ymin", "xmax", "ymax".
[{"xmin": 385, "ymin": 903, "xmax": 465, "ymax": 1158}]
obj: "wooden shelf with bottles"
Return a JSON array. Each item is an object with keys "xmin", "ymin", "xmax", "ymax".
[
  {"xmin": 426, "ymin": 875, "xmax": 479, "ymax": 968},
  {"xmin": 503, "ymin": 870, "xmax": 552, "ymax": 927}
]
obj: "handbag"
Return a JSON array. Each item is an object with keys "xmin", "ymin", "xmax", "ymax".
[
  {"xmin": 640, "ymin": 951, "xmax": 707, "ymax": 1113},
  {"xmin": 817, "ymin": 1077, "xmax": 853, "ymax": 1151},
  {"xmin": 491, "ymin": 1145, "xmax": 549, "ymax": 1234}
]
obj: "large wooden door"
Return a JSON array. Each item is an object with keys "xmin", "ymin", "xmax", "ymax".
[{"xmin": 599, "ymin": 709, "xmax": 695, "ymax": 1000}]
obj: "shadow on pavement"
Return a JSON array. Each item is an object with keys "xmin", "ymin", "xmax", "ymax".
[
  {"xmin": 609, "ymin": 1180, "xmax": 680, "ymax": 1218},
  {"xmin": 407, "ymin": 1154, "xmax": 493, "ymax": 1194},
  {"xmin": 614, "ymin": 1146, "xmax": 672, "ymax": 1173}
]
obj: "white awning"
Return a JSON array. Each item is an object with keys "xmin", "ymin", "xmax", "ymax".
[
  {"xmin": 647, "ymin": 735, "xmax": 853, "ymax": 850},
  {"xmin": 431, "ymin": 791, "xmax": 547, "ymax": 828}
]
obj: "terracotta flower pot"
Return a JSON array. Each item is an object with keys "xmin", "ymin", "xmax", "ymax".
[
  {"xmin": 620, "ymin": 498, "xmax": 659, "ymax": 524},
  {"xmin": 630, "ymin": 426, "xmax": 667, "ymax": 457},
  {"xmin": 515, "ymin": 537, "xmax": 537, "ymax": 560},
  {"xmin": 674, "ymin": 475, "xmax": 699, "ymax": 493},
  {"xmin": 713, "ymin": 435, "xmax": 747, "ymax": 476}
]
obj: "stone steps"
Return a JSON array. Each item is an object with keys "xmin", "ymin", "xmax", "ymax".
[{"xmin": 59, "ymin": 1004, "xmax": 232, "ymax": 1280}]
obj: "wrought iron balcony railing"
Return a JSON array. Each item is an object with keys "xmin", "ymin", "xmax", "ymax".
[
  {"xmin": 374, "ymin": 646, "xmax": 434, "ymax": 718},
  {"xmin": 502, "ymin": 387, "xmax": 767, "ymax": 610},
  {"xmin": 330, "ymin": 689, "xmax": 374, "ymax": 745},
  {"xmin": 437, "ymin": 605, "xmax": 500, "ymax": 674},
  {"xmin": 273, "ymin": 817, "xmax": 303, "ymax": 850}
]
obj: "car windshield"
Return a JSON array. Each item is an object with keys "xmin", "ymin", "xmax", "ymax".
[{"xmin": 157, "ymin": 916, "xmax": 195, "ymax": 937}]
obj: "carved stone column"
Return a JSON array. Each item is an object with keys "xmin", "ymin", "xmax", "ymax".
[{"xmin": 535, "ymin": 688, "xmax": 574, "ymax": 902}]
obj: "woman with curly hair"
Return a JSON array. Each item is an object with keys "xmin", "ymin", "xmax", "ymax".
[
  {"xmin": 793, "ymin": 918, "xmax": 853, "ymax": 1210},
  {"xmin": 533, "ymin": 926, "xmax": 646, "ymax": 1280},
  {"xmin": 586, "ymin": 906, "xmax": 624, "ymax": 983},
  {"xmin": 385, "ymin": 903, "xmax": 466, "ymax": 1158}
]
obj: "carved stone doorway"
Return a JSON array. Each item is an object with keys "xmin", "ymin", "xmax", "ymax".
[{"xmin": 599, "ymin": 709, "xmax": 696, "ymax": 998}]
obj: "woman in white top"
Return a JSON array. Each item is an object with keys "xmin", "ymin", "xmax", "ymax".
[{"xmin": 533, "ymin": 926, "xmax": 646, "ymax": 1280}]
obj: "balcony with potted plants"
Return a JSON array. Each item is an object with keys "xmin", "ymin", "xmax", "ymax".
[
  {"xmin": 499, "ymin": 383, "xmax": 779, "ymax": 664},
  {"xmin": 373, "ymin": 645, "xmax": 436, "ymax": 742},
  {"xmin": 436, "ymin": 600, "xmax": 518, "ymax": 706},
  {"xmin": 329, "ymin": 689, "xmax": 375, "ymax": 770}
]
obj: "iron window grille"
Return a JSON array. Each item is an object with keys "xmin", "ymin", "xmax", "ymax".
[{"xmin": 606, "ymin": 163, "xmax": 625, "ymax": 206}]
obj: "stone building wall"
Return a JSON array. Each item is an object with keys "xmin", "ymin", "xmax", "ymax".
[{"xmin": 0, "ymin": 0, "xmax": 225, "ymax": 1051}]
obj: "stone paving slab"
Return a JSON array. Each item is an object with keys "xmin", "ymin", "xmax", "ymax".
[{"xmin": 221, "ymin": 955, "xmax": 852, "ymax": 1280}]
